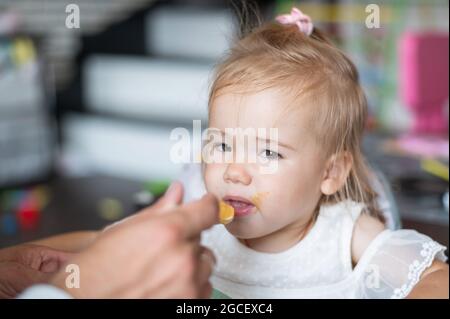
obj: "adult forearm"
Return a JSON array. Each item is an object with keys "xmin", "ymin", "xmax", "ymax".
[{"xmin": 30, "ymin": 231, "xmax": 99, "ymax": 252}]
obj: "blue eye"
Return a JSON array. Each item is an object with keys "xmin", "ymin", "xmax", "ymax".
[{"xmin": 260, "ymin": 149, "xmax": 282, "ymax": 159}]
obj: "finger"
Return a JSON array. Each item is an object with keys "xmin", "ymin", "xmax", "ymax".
[
  {"xmin": 38, "ymin": 250, "xmax": 75, "ymax": 273},
  {"xmin": 127, "ymin": 181, "xmax": 185, "ymax": 220},
  {"xmin": 196, "ymin": 247, "xmax": 216, "ymax": 286},
  {"xmin": 0, "ymin": 246, "xmax": 19, "ymax": 262},
  {"xmin": 22, "ymin": 264, "xmax": 53, "ymax": 284},
  {"xmin": 0, "ymin": 261, "xmax": 51, "ymax": 298},
  {"xmin": 141, "ymin": 243, "xmax": 201, "ymax": 298},
  {"xmin": 113, "ymin": 192, "xmax": 218, "ymax": 241},
  {"xmin": 4, "ymin": 261, "xmax": 53, "ymax": 286},
  {"xmin": 192, "ymin": 235, "xmax": 201, "ymax": 246},
  {"xmin": 0, "ymin": 243, "xmax": 37, "ymax": 263},
  {"xmin": 18, "ymin": 245, "xmax": 73, "ymax": 273},
  {"xmin": 167, "ymin": 193, "xmax": 219, "ymax": 239},
  {"xmin": 199, "ymin": 281, "xmax": 213, "ymax": 299},
  {"xmin": 103, "ymin": 181, "xmax": 185, "ymax": 232},
  {"xmin": 148, "ymin": 181, "xmax": 184, "ymax": 213}
]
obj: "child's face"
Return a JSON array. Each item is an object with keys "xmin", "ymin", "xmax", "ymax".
[{"xmin": 204, "ymin": 88, "xmax": 327, "ymax": 240}]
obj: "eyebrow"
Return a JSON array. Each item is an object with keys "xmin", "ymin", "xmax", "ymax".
[
  {"xmin": 259, "ymin": 138, "xmax": 296, "ymax": 151},
  {"xmin": 214, "ymin": 130, "xmax": 297, "ymax": 151}
]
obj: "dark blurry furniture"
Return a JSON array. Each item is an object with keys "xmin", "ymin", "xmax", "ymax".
[
  {"xmin": 0, "ymin": 175, "xmax": 142, "ymax": 248},
  {"xmin": 364, "ymin": 133, "xmax": 449, "ymax": 249}
]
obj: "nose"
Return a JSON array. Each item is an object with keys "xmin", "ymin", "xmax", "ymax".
[{"xmin": 223, "ymin": 163, "xmax": 252, "ymax": 185}]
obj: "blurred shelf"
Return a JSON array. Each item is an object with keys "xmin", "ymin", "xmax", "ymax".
[
  {"xmin": 83, "ymin": 55, "xmax": 212, "ymax": 122},
  {"xmin": 61, "ymin": 112, "xmax": 194, "ymax": 181},
  {"xmin": 145, "ymin": 6, "xmax": 235, "ymax": 60}
]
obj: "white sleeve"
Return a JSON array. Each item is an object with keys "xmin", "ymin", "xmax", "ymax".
[
  {"xmin": 18, "ymin": 284, "xmax": 73, "ymax": 299},
  {"xmin": 179, "ymin": 163, "xmax": 206, "ymax": 203},
  {"xmin": 355, "ymin": 229, "xmax": 447, "ymax": 299}
]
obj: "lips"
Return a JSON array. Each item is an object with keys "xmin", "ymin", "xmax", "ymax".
[{"xmin": 222, "ymin": 195, "xmax": 256, "ymax": 217}]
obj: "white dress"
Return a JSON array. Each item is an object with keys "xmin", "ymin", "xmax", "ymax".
[
  {"xmin": 202, "ymin": 201, "xmax": 447, "ymax": 299},
  {"xmin": 179, "ymin": 164, "xmax": 448, "ymax": 299}
]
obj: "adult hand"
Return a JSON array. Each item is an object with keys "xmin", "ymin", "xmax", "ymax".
[
  {"xmin": 0, "ymin": 244, "xmax": 73, "ymax": 298},
  {"xmin": 50, "ymin": 181, "xmax": 219, "ymax": 298}
]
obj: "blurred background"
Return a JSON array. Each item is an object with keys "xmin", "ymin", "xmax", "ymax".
[{"xmin": 0, "ymin": 0, "xmax": 448, "ymax": 250}]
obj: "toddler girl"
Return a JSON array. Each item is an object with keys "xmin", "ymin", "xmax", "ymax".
[{"xmin": 181, "ymin": 7, "xmax": 448, "ymax": 299}]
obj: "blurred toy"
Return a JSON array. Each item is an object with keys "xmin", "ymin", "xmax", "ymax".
[
  {"xmin": 11, "ymin": 37, "xmax": 36, "ymax": 67},
  {"xmin": 16, "ymin": 194, "xmax": 40, "ymax": 231},
  {"xmin": 1, "ymin": 213, "xmax": 17, "ymax": 235},
  {"xmin": 32, "ymin": 186, "xmax": 50, "ymax": 211},
  {"xmin": 399, "ymin": 32, "xmax": 449, "ymax": 135},
  {"xmin": 144, "ymin": 180, "xmax": 170, "ymax": 197},
  {"xmin": 97, "ymin": 197, "xmax": 124, "ymax": 221},
  {"xmin": 0, "ymin": 185, "xmax": 49, "ymax": 235},
  {"xmin": 421, "ymin": 158, "xmax": 449, "ymax": 182},
  {"xmin": 133, "ymin": 190, "xmax": 155, "ymax": 211},
  {"xmin": 385, "ymin": 135, "xmax": 449, "ymax": 159}
]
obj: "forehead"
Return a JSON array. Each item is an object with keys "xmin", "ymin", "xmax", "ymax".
[{"xmin": 209, "ymin": 88, "xmax": 310, "ymax": 135}]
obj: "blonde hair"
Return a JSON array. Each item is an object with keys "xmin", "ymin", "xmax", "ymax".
[{"xmin": 208, "ymin": 19, "xmax": 384, "ymax": 221}]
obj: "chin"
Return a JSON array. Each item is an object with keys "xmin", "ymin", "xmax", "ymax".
[{"xmin": 224, "ymin": 224, "xmax": 266, "ymax": 239}]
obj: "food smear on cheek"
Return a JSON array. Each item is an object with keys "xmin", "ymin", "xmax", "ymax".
[{"xmin": 251, "ymin": 192, "xmax": 269, "ymax": 210}]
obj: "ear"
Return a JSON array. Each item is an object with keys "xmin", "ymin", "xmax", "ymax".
[{"xmin": 320, "ymin": 152, "xmax": 353, "ymax": 196}]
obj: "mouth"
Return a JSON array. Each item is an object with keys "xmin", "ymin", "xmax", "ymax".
[{"xmin": 222, "ymin": 195, "xmax": 256, "ymax": 217}]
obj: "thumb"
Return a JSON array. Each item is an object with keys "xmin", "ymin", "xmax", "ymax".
[
  {"xmin": 103, "ymin": 181, "xmax": 185, "ymax": 232},
  {"xmin": 148, "ymin": 181, "xmax": 184, "ymax": 213},
  {"xmin": 38, "ymin": 250, "xmax": 75, "ymax": 273}
]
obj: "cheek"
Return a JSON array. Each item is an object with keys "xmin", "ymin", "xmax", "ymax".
[
  {"xmin": 262, "ymin": 161, "xmax": 323, "ymax": 211},
  {"xmin": 203, "ymin": 164, "xmax": 224, "ymax": 194}
]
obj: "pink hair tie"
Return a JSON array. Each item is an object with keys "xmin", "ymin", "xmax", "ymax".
[{"xmin": 275, "ymin": 7, "xmax": 314, "ymax": 36}]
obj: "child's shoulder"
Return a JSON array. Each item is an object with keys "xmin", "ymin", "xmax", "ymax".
[
  {"xmin": 347, "ymin": 213, "xmax": 447, "ymax": 298},
  {"xmin": 350, "ymin": 212, "xmax": 386, "ymax": 264},
  {"xmin": 319, "ymin": 200, "xmax": 386, "ymax": 265}
]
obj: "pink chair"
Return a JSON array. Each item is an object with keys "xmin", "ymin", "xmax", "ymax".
[{"xmin": 399, "ymin": 32, "xmax": 449, "ymax": 135}]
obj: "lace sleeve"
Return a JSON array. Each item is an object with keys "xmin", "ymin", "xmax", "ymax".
[{"xmin": 355, "ymin": 229, "xmax": 447, "ymax": 299}]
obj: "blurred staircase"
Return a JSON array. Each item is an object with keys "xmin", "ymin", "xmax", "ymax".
[
  {"xmin": 1, "ymin": 0, "xmax": 238, "ymax": 181},
  {"xmin": 0, "ymin": 0, "xmax": 156, "ymax": 86}
]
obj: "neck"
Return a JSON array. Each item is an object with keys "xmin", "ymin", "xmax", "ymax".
[{"xmin": 239, "ymin": 215, "xmax": 316, "ymax": 253}]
